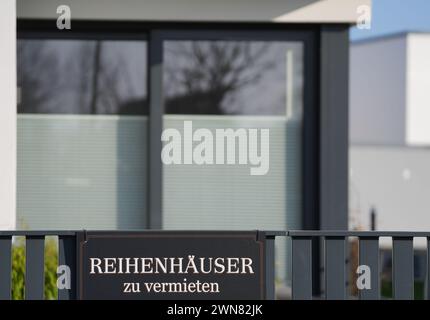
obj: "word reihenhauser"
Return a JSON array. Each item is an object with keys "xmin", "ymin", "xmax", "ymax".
[{"xmin": 89, "ymin": 255, "xmax": 255, "ymax": 275}]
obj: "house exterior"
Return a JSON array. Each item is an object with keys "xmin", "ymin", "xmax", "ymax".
[
  {"xmin": 0, "ymin": 0, "xmax": 367, "ymax": 295},
  {"xmin": 349, "ymin": 33, "xmax": 430, "ymax": 287},
  {"xmin": 350, "ymin": 32, "xmax": 430, "ymax": 147},
  {"xmin": 350, "ymin": 32, "xmax": 430, "ymax": 236}
]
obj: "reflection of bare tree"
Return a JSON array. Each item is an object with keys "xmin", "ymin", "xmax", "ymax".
[
  {"xmin": 18, "ymin": 39, "xmax": 143, "ymax": 115},
  {"xmin": 76, "ymin": 41, "xmax": 134, "ymax": 114},
  {"xmin": 17, "ymin": 41, "xmax": 61, "ymax": 113},
  {"xmin": 89, "ymin": 41, "xmax": 102, "ymax": 114},
  {"xmin": 165, "ymin": 42, "xmax": 275, "ymax": 115}
]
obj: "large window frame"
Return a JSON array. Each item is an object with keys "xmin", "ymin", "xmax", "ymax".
[
  {"xmin": 149, "ymin": 29, "xmax": 317, "ymax": 231},
  {"xmin": 17, "ymin": 20, "xmax": 319, "ymax": 231}
]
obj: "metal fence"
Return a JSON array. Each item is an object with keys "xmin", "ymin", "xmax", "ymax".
[
  {"xmin": 0, "ymin": 231, "xmax": 77, "ymax": 300},
  {"xmin": 290, "ymin": 230, "xmax": 430, "ymax": 300},
  {"xmin": 0, "ymin": 230, "xmax": 429, "ymax": 300}
]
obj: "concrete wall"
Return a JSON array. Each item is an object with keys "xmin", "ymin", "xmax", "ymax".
[
  {"xmin": 17, "ymin": 0, "xmax": 369, "ymax": 23},
  {"xmin": 406, "ymin": 33, "xmax": 430, "ymax": 146},
  {"xmin": 349, "ymin": 36, "xmax": 407, "ymax": 145},
  {"xmin": 0, "ymin": 0, "xmax": 16, "ymax": 230}
]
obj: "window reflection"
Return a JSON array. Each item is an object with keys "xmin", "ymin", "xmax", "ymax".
[
  {"xmin": 164, "ymin": 41, "xmax": 303, "ymax": 116},
  {"xmin": 17, "ymin": 40, "xmax": 147, "ymax": 115},
  {"xmin": 162, "ymin": 40, "xmax": 304, "ymax": 287}
]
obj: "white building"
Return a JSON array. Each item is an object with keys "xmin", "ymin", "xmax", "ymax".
[
  {"xmin": 350, "ymin": 32, "xmax": 430, "ymax": 246},
  {"xmin": 350, "ymin": 32, "xmax": 430, "ymax": 147}
]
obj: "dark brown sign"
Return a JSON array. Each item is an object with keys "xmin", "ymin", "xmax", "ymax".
[{"xmin": 77, "ymin": 231, "xmax": 278, "ymax": 300}]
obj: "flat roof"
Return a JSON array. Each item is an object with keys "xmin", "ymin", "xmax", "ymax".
[{"xmin": 17, "ymin": 0, "xmax": 369, "ymax": 24}]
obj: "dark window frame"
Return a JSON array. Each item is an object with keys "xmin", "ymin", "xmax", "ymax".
[
  {"xmin": 17, "ymin": 20, "xmax": 319, "ymax": 233},
  {"xmin": 149, "ymin": 28, "xmax": 318, "ymax": 232}
]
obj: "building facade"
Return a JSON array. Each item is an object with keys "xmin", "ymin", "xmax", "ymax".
[
  {"xmin": 1, "ymin": 0, "xmax": 365, "ymax": 293},
  {"xmin": 350, "ymin": 33, "xmax": 430, "ymax": 288},
  {"xmin": 350, "ymin": 32, "xmax": 430, "ymax": 236},
  {"xmin": 350, "ymin": 32, "xmax": 430, "ymax": 146}
]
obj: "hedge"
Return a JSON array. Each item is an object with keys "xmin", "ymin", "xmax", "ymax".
[{"xmin": 11, "ymin": 237, "xmax": 58, "ymax": 300}]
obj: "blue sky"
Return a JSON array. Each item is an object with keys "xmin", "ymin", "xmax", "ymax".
[{"xmin": 350, "ymin": 0, "xmax": 430, "ymax": 41}]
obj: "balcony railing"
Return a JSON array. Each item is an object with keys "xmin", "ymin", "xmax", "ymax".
[{"xmin": 0, "ymin": 230, "xmax": 429, "ymax": 300}]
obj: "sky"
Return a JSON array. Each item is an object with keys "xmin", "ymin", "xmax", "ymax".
[{"xmin": 350, "ymin": 0, "xmax": 430, "ymax": 41}]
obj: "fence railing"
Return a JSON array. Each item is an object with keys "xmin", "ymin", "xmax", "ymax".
[
  {"xmin": 1, "ymin": 230, "xmax": 429, "ymax": 300},
  {"xmin": 290, "ymin": 230, "xmax": 430, "ymax": 300},
  {"xmin": 0, "ymin": 230, "xmax": 77, "ymax": 300}
]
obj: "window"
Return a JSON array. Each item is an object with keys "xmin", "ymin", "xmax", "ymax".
[
  {"xmin": 17, "ymin": 25, "xmax": 316, "ymax": 287},
  {"xmin": 161, "ymin": 36, "xmax": 304, "ymax": 284},
  {"xmin": 17, "ymin": 38, "xmax": 148, "ymax": 229}
]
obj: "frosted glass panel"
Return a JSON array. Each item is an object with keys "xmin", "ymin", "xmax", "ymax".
[
  {"xmin": 162, "ymin": 115, "xmax": 301, "ymax": 283},
  {"xmin": 17, "ymin": 115, "xmax": 148, "ymax": 230},
  {"xmin": 163, "ymin": 116, "xmax": 301, "ymax": 229}
]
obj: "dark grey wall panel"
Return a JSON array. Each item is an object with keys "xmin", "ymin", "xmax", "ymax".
[
  {"xmin": 317, "ymin": 25, "xmax": 350, "ymax": 297},
  {"xmin": 319, "ymin": 25, "xmax": 349, "ymax": 231}
]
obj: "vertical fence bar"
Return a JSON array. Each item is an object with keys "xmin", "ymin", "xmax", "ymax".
[
  {"xmin": 25, "ymin": 236, "xmax": 45, "ymax": 300},
  {"xmin": 358, "ymin": 237, "xmax": 380, "ymax": 300},
  {"xmin": 427, "ymin": 237, "xmax": 430, "ymax": 300},
  {"xmin": 58, "ymin": 235, "xmax": 77, "ymax": 300},
  {"xmin": 263, "ymin": 235, "xmax": 276, "ymax": 300},
  {"xmin": 292, "ymin": 236, "xmax": 313, "ymax": 299},
  {"xmin": 325, "ymin": 236, "xmax": 346, "ymax": 299},
  {"xmin": 0, "ymin": 236, "xmax": 12, "ymax": 300},
  {"xmin": 392, "ymin": 237, "xmax": 414, "ymax": 300}
]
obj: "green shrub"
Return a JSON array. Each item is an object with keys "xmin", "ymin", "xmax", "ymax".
[
  {"xmin": 381, "ymin": 280, "xmax": 424, "ymax": 300},
  {"xmin": 11, "ymin": 241, "xmax": 25, "ymax": 300},
  {"xmin": 11, "ymin": 237, "xmax": 58, "ymax": 300}
]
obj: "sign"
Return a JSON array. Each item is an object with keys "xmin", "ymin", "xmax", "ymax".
[{"xmin": 77, "ymin": 231, "xmax": 278, "ymax": 300}]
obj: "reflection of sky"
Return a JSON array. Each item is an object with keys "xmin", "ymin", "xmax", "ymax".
[{"xmin": 164, "ymin": 41, "xmax": 303, "ymax": 117}]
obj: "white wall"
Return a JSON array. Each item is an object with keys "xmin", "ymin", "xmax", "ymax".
[
  {"xmin": 0, "ymin": 0, "xmax": 16, "ymax": 230},
  {"xmin": 17, "ymin": 0, "xmax": 370, "ymax": 23},
  {"xmin": 349, "ymin": 36, "xmax": 407, "ymax": 145},
  {"xmin": 350, "ymin": 145, "xmax": 430, "ymax": 247},
  {"xmin": 351, "ymin": 33, "xmax": 430, "ymax": 147},
  {"xmin": 406, "ymin": 33, "xmax": 430, "ymax": 146}
]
